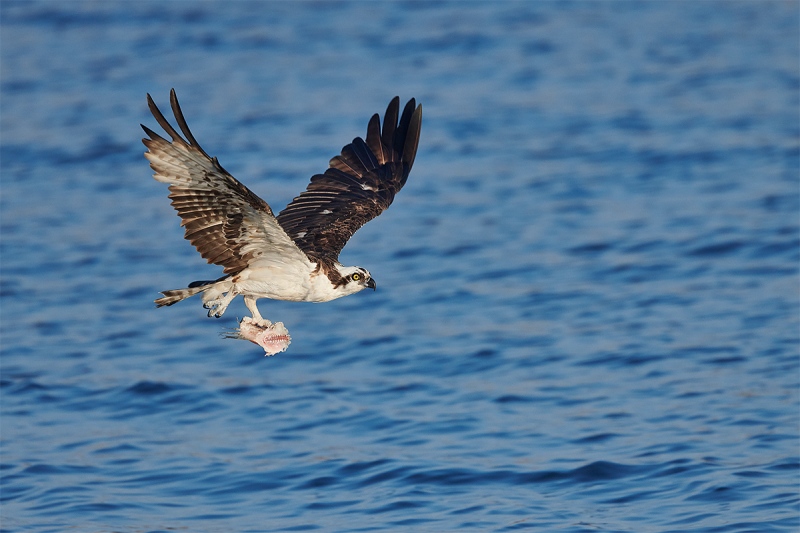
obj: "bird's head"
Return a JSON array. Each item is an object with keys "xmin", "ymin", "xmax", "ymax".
[{"xmin": 335, "ymin": 265, "xmax": 376, "ymax": 294}]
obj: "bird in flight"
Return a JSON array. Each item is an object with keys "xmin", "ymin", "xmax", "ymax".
[{"xmin": 141, "ymin": 89, "xmax": 422, "ymax": 326}]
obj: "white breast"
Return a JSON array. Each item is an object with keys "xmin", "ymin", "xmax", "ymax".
[
  {"xmin": 233, "ymin": 261, "xmax": 355, "ymax": 303},
  {"xmin": 235, "ymin": 261, "xmax": 317, "ymax": 302}
]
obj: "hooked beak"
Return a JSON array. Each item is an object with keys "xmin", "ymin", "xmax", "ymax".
[{"xmin": 366, "ymin": 278, "xmax": 377, "ymax": 291}]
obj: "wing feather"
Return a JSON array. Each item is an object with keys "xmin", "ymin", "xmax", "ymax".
[
  {"xmin": 350, "ymin": 137, "xmax": 380, "ymax": 173},
  {"xmin": 380, "ymin": 97, "xmax": 399, "ymax": 162},
  {"xmin": 276, "ymin": 97, "xmax": 422, "ymax": 266},
  {"xmin": 365, "ymin": 114, "xmax": 384, "ymax": 165},
  {"xmin": 142, "ymin": 89, "xmax": 306, "ymax": 275}
]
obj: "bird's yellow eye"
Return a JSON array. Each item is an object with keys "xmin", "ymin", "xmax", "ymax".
[{"xmin": 352, "ymin": 273, "xmax": 361, "ymax": 281}]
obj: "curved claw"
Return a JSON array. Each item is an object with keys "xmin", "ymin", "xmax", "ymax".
[{"xmin": 202, "ymin": 293, "xmax": 235, "ymax": 319}]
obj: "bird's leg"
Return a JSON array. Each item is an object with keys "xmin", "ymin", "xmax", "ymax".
[
  {"xmin": 205, "ymin": 289, "xmax": 238, "ymax": 318},
  {"xmin": 243, "ymin": 296, "xmax": 269, "ymax": 326}
]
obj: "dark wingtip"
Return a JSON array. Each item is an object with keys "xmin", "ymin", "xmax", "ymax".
[
  {"xmin": 366, "ymin": 113, "xmax": 384, "ymax": 164},
  {"xmin": 146, "ymin": 91, "xmax": 185, "ymax": 144},
  {"xmin": 141, "ymin": 124, "xmax": 167, "ymax": 146},
  {"xmin": 381, "ymin": 97, "xmax": 400, "ymax": 155},
  {"xmin": 168, "ymin": 89, "xmax": 211, "ymax": 158},
  {"xmin": 394, "ymin": 99, "xmax": 421, "ymax": 170}
]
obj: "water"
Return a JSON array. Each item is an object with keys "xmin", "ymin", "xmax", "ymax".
[{"xmin": 1, "ymin": 1, "xmax": 798, "ymax": 531}]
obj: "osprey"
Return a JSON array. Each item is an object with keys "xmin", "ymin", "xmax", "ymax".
[{"xmin": 142, "ymin": 89, "xmax": 422, "ymax": 324}]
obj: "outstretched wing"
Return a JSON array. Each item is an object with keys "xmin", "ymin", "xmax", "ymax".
[
  {"xmin": 276, "ymin": 97, "xmax": 422, "ymax": 266},
  {"xmin": 142, "ymin": 89, "xmax": 306, "ymax": 275}
]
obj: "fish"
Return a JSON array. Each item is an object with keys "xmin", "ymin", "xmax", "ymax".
[{"xmin": 223, "ymin": 317, "xmax": 291, "ymax": 356}]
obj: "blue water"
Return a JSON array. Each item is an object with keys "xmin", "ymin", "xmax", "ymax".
[{"xmin": 1, "ymin": 1, "xmax": 798, "ymax": 531}]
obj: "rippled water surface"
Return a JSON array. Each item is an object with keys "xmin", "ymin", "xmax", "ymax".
[{"xmin": 1, "ymin": 1, "xmax": 798, "ymax": 531}]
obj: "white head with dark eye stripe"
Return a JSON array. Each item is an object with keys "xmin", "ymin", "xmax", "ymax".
[{"xmin": 334, "ymin": 265, "xmax": 376, "ymax": 293}]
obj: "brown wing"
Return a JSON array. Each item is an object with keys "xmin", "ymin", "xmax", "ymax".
[
  {"xmin": 142, "ymin": 89, "xmax": 305, "ymax": 275},
  {"xmin": 276, "ymin": 97, "xmax": 422, "ymax": 266}
]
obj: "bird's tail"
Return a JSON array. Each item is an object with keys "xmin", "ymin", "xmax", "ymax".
[{"xmin": 155, "ymin": 279, "xmax": 219, "ymax": 307}]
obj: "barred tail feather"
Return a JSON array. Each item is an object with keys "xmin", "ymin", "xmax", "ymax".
[{"xmin": 155, "ymin": 281, "xmax": 216, "ymax": 307}]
